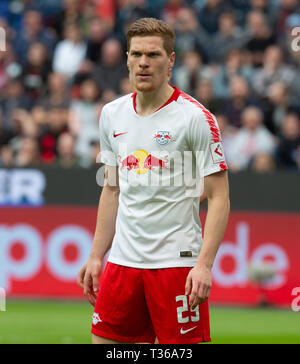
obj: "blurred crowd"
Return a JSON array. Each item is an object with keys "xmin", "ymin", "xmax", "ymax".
[{"xmin": 0, "ymin": 0, "xmax": 300, "ymax": 172}]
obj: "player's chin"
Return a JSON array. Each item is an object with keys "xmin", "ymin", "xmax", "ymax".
[{"xmin": 135, "ymin": 82, "xmax": 155, "ymax": 92}]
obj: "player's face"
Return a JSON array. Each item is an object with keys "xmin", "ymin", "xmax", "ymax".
[{"xmin": 127, "ymin": 36, "xmax": 174, "ymax": 93}]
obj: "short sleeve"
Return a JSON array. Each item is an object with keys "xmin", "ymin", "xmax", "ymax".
[
  {"xmin": 99, "ymin": 106, "xmax": 117, "ymax": 166},
  {"xmin": 188, "ymin": 109, "xmax": 228, "ymax": 177}
]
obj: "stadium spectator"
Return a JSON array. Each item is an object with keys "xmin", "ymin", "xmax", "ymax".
[
  {"xmin": 197, "ymin": 0, "xmax": 228, "ymax": 35},
  {"xmin": 56, "ymin": 132, "xmax": 79, "ymax": 168},
  {"xmin": 78, "ymin": 16, "xmax": 113, "ymax": 78},
  {"xmin": 13, "ymin": 9, "xmax": 56, "ymax": 66},
  {"xmin": 94, "ymin": 0, "xmax": 116, "ymax": 28},
  {"xmin": 249, "ymin": 0, "xmax": 278, "ymax": 28},
  {"xmin": 52, "ymin": 0, "xmax": 84, "ymax": 39},
  {"xmin": 0, "ymin": 78, "xmax": 32, "ymax": 131},
  {"xmin": 119, "ymin": 77, "xmax": 134, "ymax": 96},
  {"xmin": 100, "ymin": 88, "xmax": 118, "ymax": 104},
  {"xmin": 252, "ymin": 45, "xmax": 296, "ymax": 98},
  {"xmin": 0, "ymin": 39, "xmax": 20, "ymax": 93},
  {"xmin": 0, "ymin": 144, "xmax": 14, "ymax": 167},
  {"xmin": 0, "ymin": 106, "xmax": 14, "ymax": 166},
  {"xmin": 39, "ymin": 108, "xmax": 69, "ymax": 164},
  {"xmin": 52, "ymin": 22, "xmax": 87, "ymax": 79},
  {"xmin": 38, "ymin": 72, "xmax": 70, "ymax": 111},
  {"xmin": 210, "ymin": 10, "xmax": 248, "ymax": 64},
  {"xmin": 250, "ymin": 151, "xmax": 276, "ymax": 173},
  {"xmin": 223, "ymin": 75, "xmax": 261, "ymax": 128},
  {"xmin": 275, "ymin": 0, "xmax": 300, "ymax": 37},
  {"xmin": 289, "ymin": 44, "xmax": 300, "ymax": 108},
  {"xmin": 0, "ymin": 107, "xmax": 12, "ymax": 141},
  {"xmin": 173, "ymin": 50, "xmax": 212, "ymax": 96},
  {"xmin": 15, "ymin": 136, "xmax": 40, "ymax": 167},
  {"xmin": 92, "ymin": 38, "xmax": 128, "ymax": 94},
  {"xmin": 246, "ymin": 10, "xmax": 276, "ymax": 67},
  {"xmin": 68, "ymin": 78, "xmax": 100, "ymax": 164},
  {"xmin": 228, "ymin": 106, "xmax": 275, "ymax": 171},
  {"xmin": 195, "ymin": 79, "xmax": 223, "ymax": 114},
  {"xmin": 263, "ymin": 81, "xmax": 294, "ymax": 135},
  {"xmin": 275, "ymin": 112, "xmax": 300, "ymax": 170},
  {"xmin": 161, "ymin": 0, "xmax": 185, "ymax": 28},
  {"xmin": 11, "ymin": 108, "xmax": 39, "ymax": 139},
  {"xmin": 22, "ymin": 42, "xmax": 51, "ymax": 102},
  {"xmin": 172, "ymin": 6, "xmax": 209, "ymax": 63},
  {"xmin": 85, "ymin": 17, "xmax": 111, "ymax": 64},
  {"xmin": 212, "ymin": 49, "xmax": 254, "ymax": 99},
  {"xmin": 4, "ymin": 108, "xmax": 38, "ymax": 168},
  {"xmin": 147, "ymin": 0, "xmax": 167, "ymax": 18},
  {"xmin": 115, "ymin": 0, "xmax": 150, "ymax": 36},
  {"xmin": 31, "ymin": 105, "xmax": 48, "ymax": 130}
]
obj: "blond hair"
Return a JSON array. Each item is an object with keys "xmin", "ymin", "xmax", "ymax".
[{"xmin": 126, "ymin": 18, "xmax": 175, "ymax": 56}]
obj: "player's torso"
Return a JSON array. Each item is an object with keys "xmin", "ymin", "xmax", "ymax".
[
  {"xmin": 104, "ymin": 93, "xmax": 204, "ymax": 268},
  {"xmin": 107, "ymin": 95, "xmax": 191, "ymax": 184}
]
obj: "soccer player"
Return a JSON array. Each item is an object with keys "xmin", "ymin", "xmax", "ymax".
[{"xmin": 77, "ymin": 18, "xmax": 230, "ymax": 344}]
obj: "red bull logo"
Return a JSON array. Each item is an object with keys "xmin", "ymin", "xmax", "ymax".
[
  {"xmin": 118, "ymin": 154, "xmax": 140, "ymax": 171},
  {"xmin": 118, "ymin": 149, "xmax": 169, "ymax": 174},
  {"xmin": 144, "ymin": 154, "xmax": 168, "ymax": 170}
]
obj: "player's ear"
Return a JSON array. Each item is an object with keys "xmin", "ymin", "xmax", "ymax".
[
  {"xmin": 168, "ymin": 52, "xmax": 175, "ymax": 76},
  {"xmin": 126, "ymin": 51, "xmax": 129, "ymax": 69},
  {"xmin": 168, "ymin": 52, "xmax": 175, "ymax": 70}
]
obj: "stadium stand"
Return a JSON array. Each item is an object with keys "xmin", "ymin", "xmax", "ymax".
[{"xmin": 0, "ymin": 0, "xmax": 300, "ymax": 171}]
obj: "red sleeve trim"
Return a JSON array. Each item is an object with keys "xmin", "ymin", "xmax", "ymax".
[
  {"xmin": 179, "ymin": 91, "xmax": 221, "ymax": 143},
  {"xmin": 179, "ymin": 91, "xmax": 228, "ymax": 172}
]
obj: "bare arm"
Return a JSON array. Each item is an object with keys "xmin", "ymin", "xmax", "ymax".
[
  {"xmin": 200, "ymin": 190, "xmax": 207, "ymax": 205},
  {"xmin": 77, "ymin": 165, "xmax": 119, "ymax": 305},
  {"xmin": 185, "ymin": 170, "xmax": 230, "ymax": 309},
  {"xmin": 90, "ymin": 166, "xmax": 119, "ymax": 260}
]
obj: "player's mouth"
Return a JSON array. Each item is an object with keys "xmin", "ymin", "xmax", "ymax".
[{"xmin": 137, "ymin": 74, "xmax": 152, "ymax": 80}]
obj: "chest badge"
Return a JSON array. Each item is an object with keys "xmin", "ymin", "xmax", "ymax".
[{"xmin": 153, "ymin": 131, "xmax": 173, "ymax": 146}]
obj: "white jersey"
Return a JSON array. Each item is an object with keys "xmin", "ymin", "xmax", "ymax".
[{"xmin": 99, "ymin": 86, "xmax": 227, "ymax": 268}]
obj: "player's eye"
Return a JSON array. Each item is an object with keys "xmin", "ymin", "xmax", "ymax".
[{"xmin": 148, "ymin": 53, "xmax": 160, "ymax": 57}]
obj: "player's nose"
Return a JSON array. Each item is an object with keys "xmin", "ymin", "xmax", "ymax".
[{"xmin": 139, "ymin": 55, "xmax": 150, "ymax": 67}]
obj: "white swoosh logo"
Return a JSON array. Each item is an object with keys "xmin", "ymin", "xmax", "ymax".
[{"xmin": 180, "ymin": 326, "xmax": 197, "ymax": 335}]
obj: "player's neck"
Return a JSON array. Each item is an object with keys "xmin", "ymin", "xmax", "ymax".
[{"xmin": 135, "ymin": 84, "xmax": 174, "ymax": 116}]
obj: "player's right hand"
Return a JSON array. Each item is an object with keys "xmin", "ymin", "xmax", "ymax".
[{"xmin": 77, "ymin": 258, "xmax": 102, "ymax": 307}]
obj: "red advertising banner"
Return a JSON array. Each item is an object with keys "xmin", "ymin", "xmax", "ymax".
[
  {"xmin": 204, "ymin": 212, "xmax": 300, "ymax": 307},
  {"xmin": 0, "ymin": 207, "xmax": 299, "ymax": 307}
]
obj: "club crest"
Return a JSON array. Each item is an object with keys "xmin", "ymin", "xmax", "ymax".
[
  {"xmin": 92, "ymin": 313, "xmax": 102, "ymax": 325},
  {"xmin": 153, "ymin": 131, "xmax": 173, "ymax": 145}
]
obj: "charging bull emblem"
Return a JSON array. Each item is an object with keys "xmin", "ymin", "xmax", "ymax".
[{"xmin": 118, "ymin": 149, "xmax": 169, "ymax": 174}]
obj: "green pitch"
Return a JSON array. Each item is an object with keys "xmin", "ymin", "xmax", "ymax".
[{"xmin": 0, "ymin": 300, "xmax": 299, "ymax": 344}]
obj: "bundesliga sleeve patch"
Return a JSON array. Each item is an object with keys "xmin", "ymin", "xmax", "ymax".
[
  {"xmin": 180, "ymin": 251, "xmax": 193, "ymax": 257},
  {"xmin": 209, "ymin": 142, "xmax": 225, "ymax": 164}
]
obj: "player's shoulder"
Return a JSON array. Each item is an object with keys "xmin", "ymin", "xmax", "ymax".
[
  {"xmin": 176, "ymin": 90, "xmax": 215, "ymax": 123},
  {"xmin": 102, "ymin": 93, "xmax": 133, "ymax": 115}
]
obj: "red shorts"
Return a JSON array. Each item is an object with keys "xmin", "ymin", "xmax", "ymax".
[{"xmin": 91, "ymin": 262, "xmax": 211, "ymax": 344}]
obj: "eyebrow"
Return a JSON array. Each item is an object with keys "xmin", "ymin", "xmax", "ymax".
[{"xmin": 130, "ymin": 50, "xmax": 163, "ymax": 55}]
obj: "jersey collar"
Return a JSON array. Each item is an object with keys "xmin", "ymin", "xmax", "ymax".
[{"xmin": 131, "ymin": 86, "xmax": 180, "ymax": 115}]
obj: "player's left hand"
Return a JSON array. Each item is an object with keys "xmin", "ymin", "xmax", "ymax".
[{"xmin": 185, "ymin": 265, "xmax": 212, "ymax": 310}]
